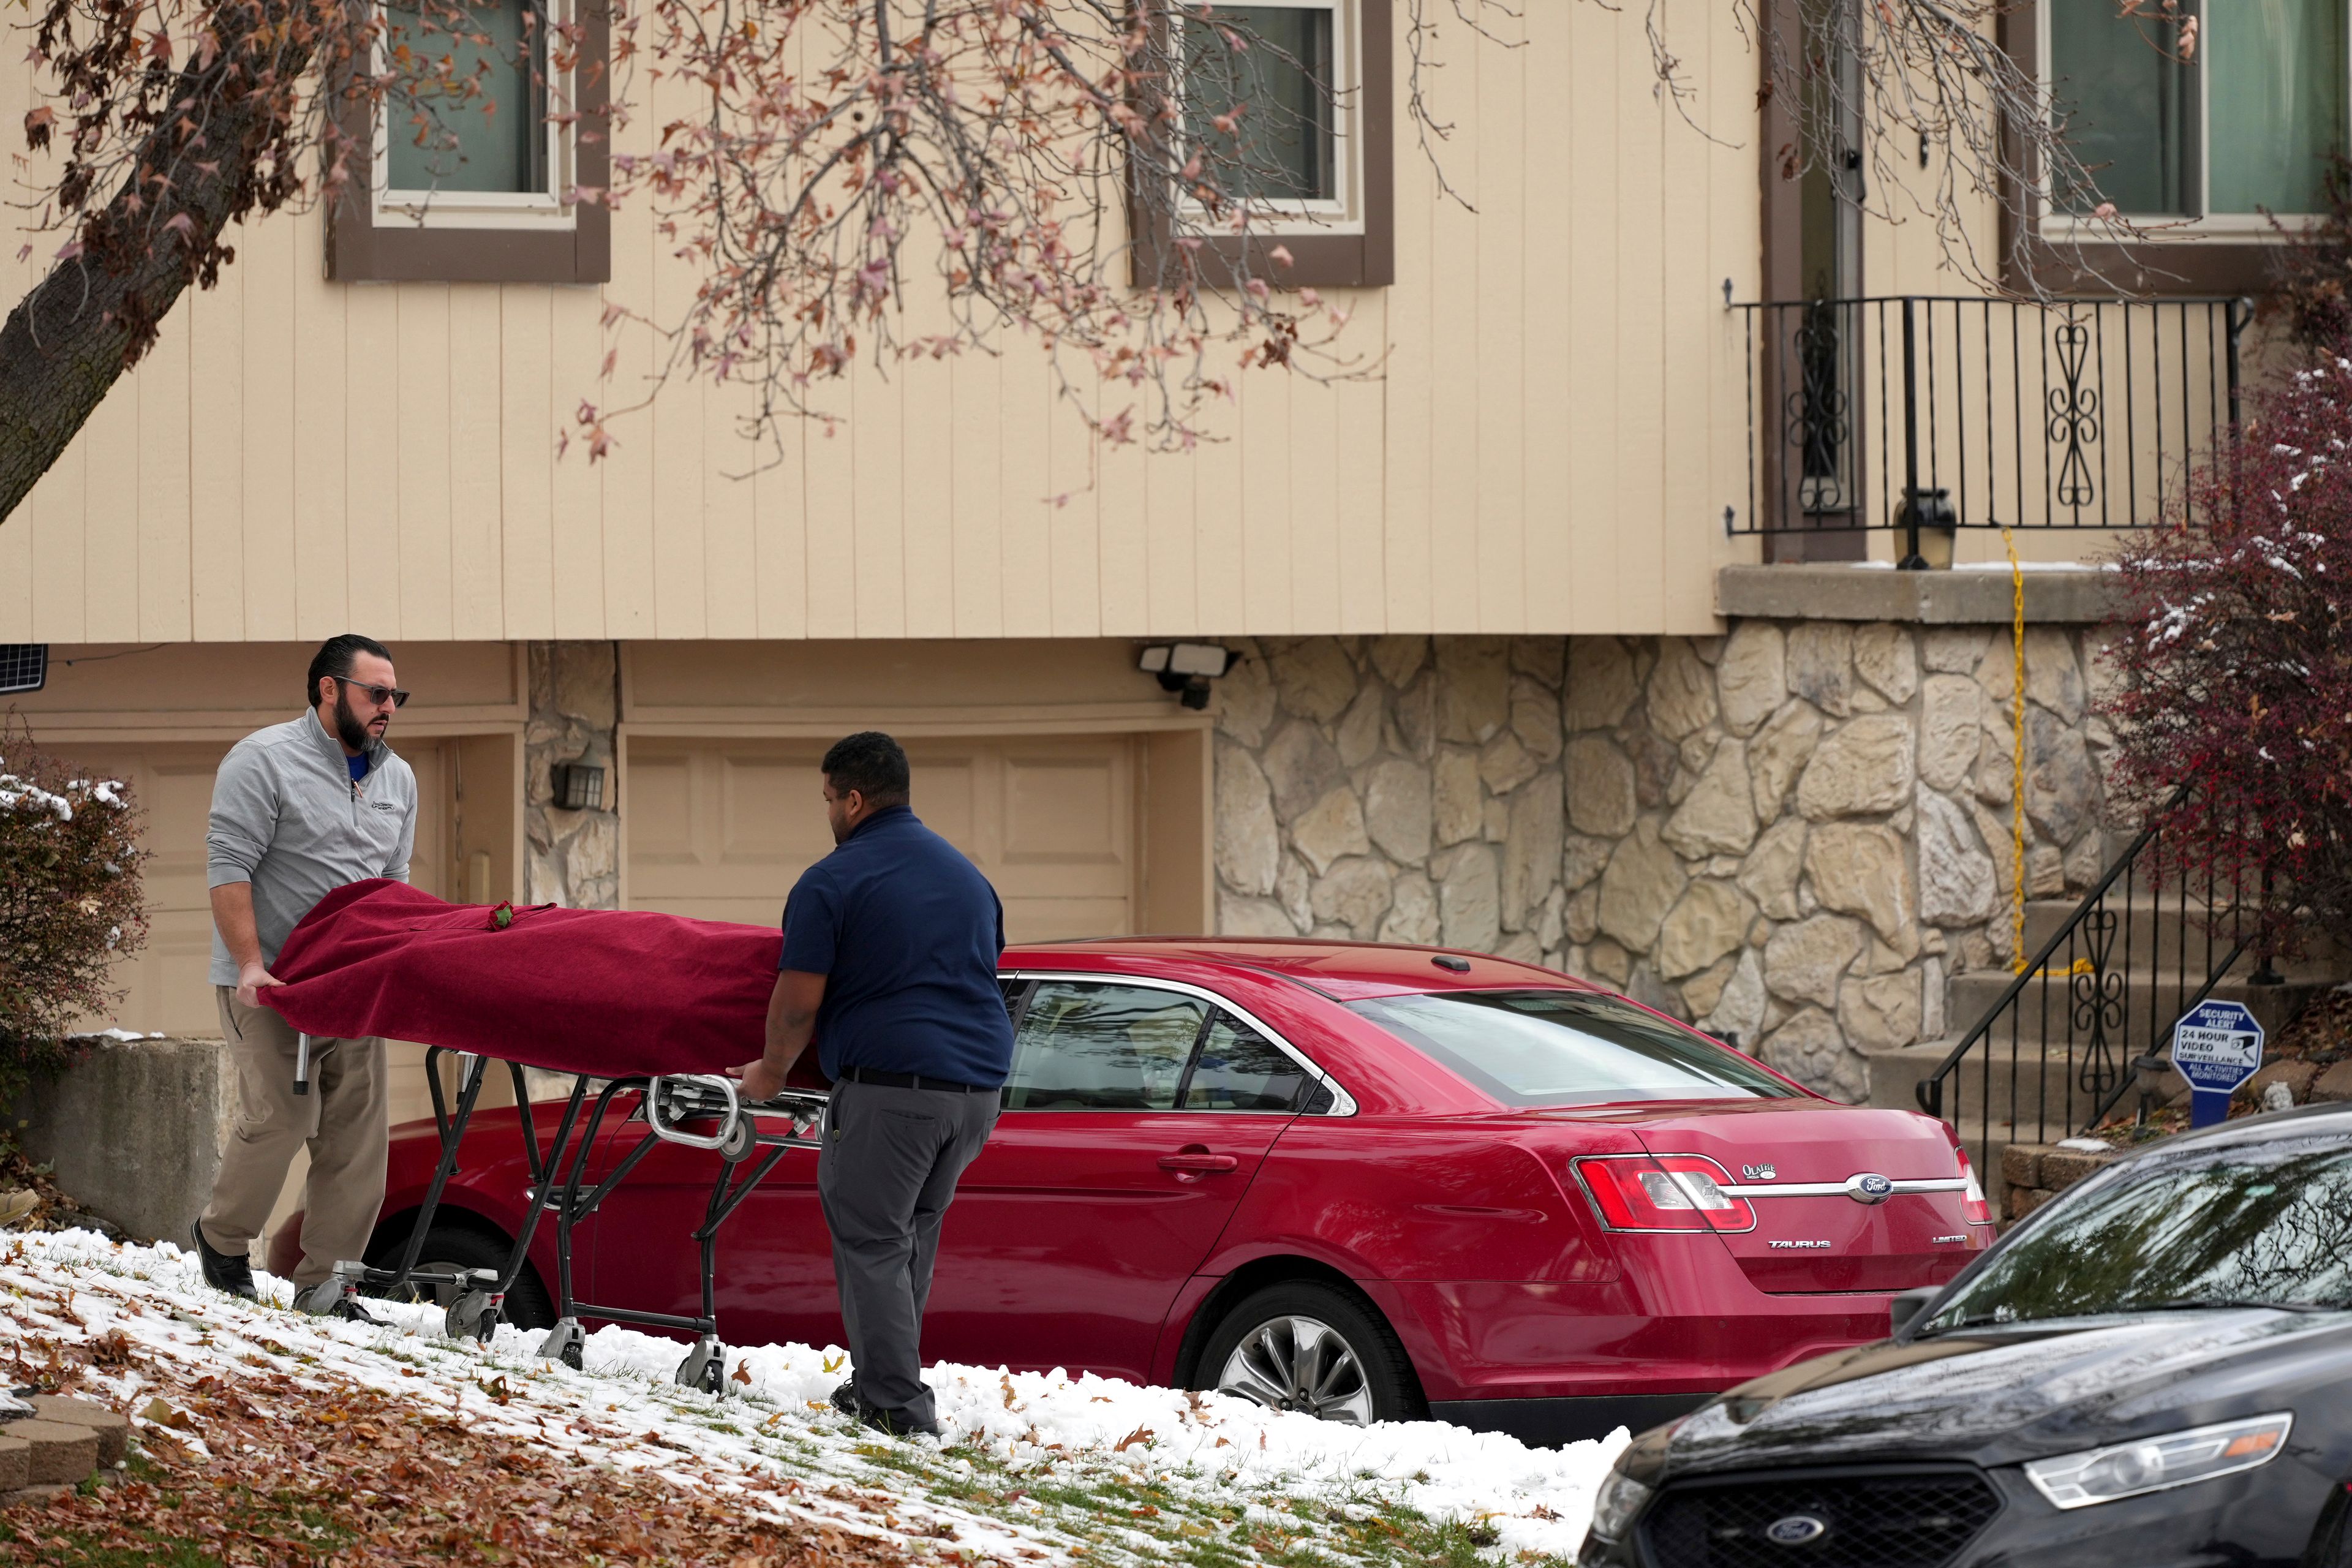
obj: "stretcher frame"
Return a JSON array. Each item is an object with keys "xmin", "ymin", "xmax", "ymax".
[{"xmin": 300, "ymin": 1034, "xmax": 824, "ymax": 1392}]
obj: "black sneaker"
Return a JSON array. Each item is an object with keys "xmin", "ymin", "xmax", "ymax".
[
  {"xmin": 190, "ymin": 1221, "xmax": 258, "ymax": 1302},
  {"xmin": 858, "ymin": 1399, "xmax": 941, "ymax": 1440},
  {"xmin": 829, "ymin": 1379, "xmax": 859, "ymax": 1418}
]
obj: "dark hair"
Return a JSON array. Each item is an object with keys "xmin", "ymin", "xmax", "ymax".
[
  {"xmin": 306, "ymin": 634, "xmax": 393, "ymax": 708},
  {"xmin": 821, "ymin": 731, "xmax": 910, "ymax": 806}
]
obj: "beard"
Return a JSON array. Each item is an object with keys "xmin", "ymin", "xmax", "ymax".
[{"xmin": 331, "ymin": 687, "xmax": 372, "ymax": 753}]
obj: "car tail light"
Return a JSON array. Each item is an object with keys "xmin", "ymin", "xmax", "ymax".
[
  {"xmin": 1954, "ymin": 1145, "xmax": 1992, "ymax": 1225},
  {"xmin": 1574, "ymin": 1154, "xmax": 1755, "ymax": 1233}
]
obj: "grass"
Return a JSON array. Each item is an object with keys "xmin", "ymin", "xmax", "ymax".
[
  {"xmin": 0, "ymin": 1455, "xmax": 358, "ymax": 1567},
  {"xmin": 816, "ymin": 1427, "xmax": 1575, "ymax": 1568},
  {"xmin": 4, "ymin": 1237, "xmax": 1581, "ymax": 1568}
]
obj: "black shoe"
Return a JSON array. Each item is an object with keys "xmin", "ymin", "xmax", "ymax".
[
  {"xmin": 857, "ymin": 1399, "xmax": 940, "ymax": 1440},
  {"xmin": 190, "ymin": 1221, "xmax": 258, "ymax": 1302},
  {"xmin": 829, "ymin": 1379, "xmax": 859, "ymax": 1418}
]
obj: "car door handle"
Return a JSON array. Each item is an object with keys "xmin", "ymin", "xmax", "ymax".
[{"xmin": 1158, "ymin": 1150, "xmax": 1240, "ymax": 1173}]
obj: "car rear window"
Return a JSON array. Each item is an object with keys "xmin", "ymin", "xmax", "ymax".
[{"xmin": 1348, "ymin": 988, "xmax": 1801, "ymax": 1107}]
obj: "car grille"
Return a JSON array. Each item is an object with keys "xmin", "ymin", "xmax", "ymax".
[{"xmin": 1639, "ymin": 1468, "xmax": 2002, "ymax": 1568}]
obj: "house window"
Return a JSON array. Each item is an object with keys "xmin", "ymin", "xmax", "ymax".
[
  {"xmin": 2046, "ymin": 0, "xmax": 2348, "ymax": 226},
  {"xmin": 383, "ymin": 0, "xmax": 552, "ymax": 200},
  {"xmin": 1138, "ymin": 0, "xmax": 1392, "ymax": 289},
  {"xmin": 1180, "ymin": 3, "xmax": 1342, "ymax": 211},
  {"xmin": 328, "ymin": 0, "xmax": 609, "ymax": 282}
]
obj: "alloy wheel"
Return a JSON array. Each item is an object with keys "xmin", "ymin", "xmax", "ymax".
[{"xmin": 1215, "ymin": 1314, "xmax": 1376, "ymax": 1424}]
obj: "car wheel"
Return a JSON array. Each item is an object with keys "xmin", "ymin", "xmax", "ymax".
[
  {"xmin": 366, "ymin": 1223, "xmax": 556, "ymax": 1331},
  {"xmin": 1196, "ymin": 1283, "xmax": 1422, "ymax": 1425}
]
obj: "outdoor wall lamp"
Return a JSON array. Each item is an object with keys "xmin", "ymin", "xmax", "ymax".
[
  {"xmin": 1137, "ymin": 643, "xmax": 1237, "ymax": 711},
  {"xmin": 552, "ymin": 759, "xmax": 606, "ymax": 812}
]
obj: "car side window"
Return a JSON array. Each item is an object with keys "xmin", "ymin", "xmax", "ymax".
[
  {"xmin": 1182, "ymin": 1011, "xmax": 1311, "ymax": 1112},
  {"xmin": 1003, "ymin": 981, "xmax": 1208, "ymax": 1111}
]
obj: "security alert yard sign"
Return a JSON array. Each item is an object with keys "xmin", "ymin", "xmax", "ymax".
[{"xmin": 2170, "ymin": 1000, "xmax": 2265, "ymax": 1128}]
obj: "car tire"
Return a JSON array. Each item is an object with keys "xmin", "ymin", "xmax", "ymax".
[
  {"xmin": 1195, "ymin": 1281, "xmax": 1424, "ymax": 1426},
  {"xmin": 365, "ymin": 1223, "xmax": 556, "ymax": 1331}
]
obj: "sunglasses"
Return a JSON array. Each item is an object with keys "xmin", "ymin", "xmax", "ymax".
[{"xmin": 334, "ymin": 676, "xmax": 411, "ymax": 709}]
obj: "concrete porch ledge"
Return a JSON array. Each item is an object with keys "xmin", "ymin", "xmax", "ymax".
[
  {"xmin": 1717, "ymin": 564, "xmax": 2127, "ymax": 625},
  {"xmin": 6, "ymin": 1035, "xmax": 232, "ymax": 1245}
]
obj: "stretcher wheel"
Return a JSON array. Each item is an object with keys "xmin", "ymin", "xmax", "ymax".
[
  {"xmin": 676, "ymin": 1335, "xmax": 726, "ymax": 1395},
  {"xmin": 445, "ymin": 1289, "xmax": 500, "ymax": 1344},
  {"xmin": 537, "ymin": 1317, "xmax": 587, "ymax": 1371},
  {"xmin": 718, "ymin": 1112, "xmax": 755, "ymax": 1164}
]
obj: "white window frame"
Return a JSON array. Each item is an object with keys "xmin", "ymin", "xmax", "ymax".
[
  {"xmin": 373, "ymin": 0, "xmax": 579, "ymax": 229},
  {"xmin": 2037, "ymin": 0, "xmax": 2351, "ymax": 241},
  {"xmin": 1172, "ymin": 0, "xmax": 1364, "ymax": 236}
]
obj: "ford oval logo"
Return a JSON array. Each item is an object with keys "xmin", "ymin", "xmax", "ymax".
[
  {"xmin": 1845, "ymin": 1172, "xmax": 1896, "ymax": 1205},
  {"xmin": 1765, "ymin": 1513, "xmax": 1828, "ymax": 1545}
]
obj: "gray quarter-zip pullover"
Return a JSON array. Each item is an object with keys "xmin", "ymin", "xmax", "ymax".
[{"xmin": 206, "ymin": 712, "xmax": 418, "ymax": 984}]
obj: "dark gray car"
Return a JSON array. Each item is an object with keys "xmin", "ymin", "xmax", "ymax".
[{"xmin": 1577, "ymin": 1104, "xmax": 2352, "ymax": 1568}]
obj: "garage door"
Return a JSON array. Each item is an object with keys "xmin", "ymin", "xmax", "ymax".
[
  {"xmin": 625, "ymin": 737, "xmax": 1137, "ymax": 940},
  {"xmin": 59, "ymin": 740, "xmax": 449, "ymax": 1038}
]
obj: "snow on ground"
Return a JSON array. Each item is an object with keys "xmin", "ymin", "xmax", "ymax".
[{"xmin": 2, "ymin": 1230, "xmax": 1624, "ymax": 1564}]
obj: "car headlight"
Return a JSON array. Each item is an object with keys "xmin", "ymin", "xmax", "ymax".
[
  {"xmin": 2023, "ymin": 1413, "xmax": 2293, "ymax": 1509},
  {"xmin": 1587, "ymin": 1468, "xmax": 1654, "ymax": 1540}
]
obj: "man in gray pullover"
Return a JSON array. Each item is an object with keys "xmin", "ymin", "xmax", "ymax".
[{"xmin": 190, "ymin": 635, "xmax": 418, "ymax": 1318}]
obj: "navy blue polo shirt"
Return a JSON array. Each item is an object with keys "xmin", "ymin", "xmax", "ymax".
[{"xmin": 778, "ymin": 805, "xmax": 1014, "ymax": 1088}]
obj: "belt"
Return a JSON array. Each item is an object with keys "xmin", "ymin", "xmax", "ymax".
[{"xmin": 839, "ymin": 1066, "xmax": 992, "ymax": 1094}]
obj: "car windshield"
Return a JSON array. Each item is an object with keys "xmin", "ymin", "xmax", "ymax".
[
  {"xmin": 1347, "ymin": 989, "xmax": 1801, "ymax": 1108},
  {"xmin": 1918, "ymin": 1137, "xmax": 2352, "ymax": 1333}
]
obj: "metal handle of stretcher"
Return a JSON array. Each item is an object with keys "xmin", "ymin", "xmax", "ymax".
[{"xmin": 644, "ymin": 1074, "xmax": 744, "ymax": 1150}]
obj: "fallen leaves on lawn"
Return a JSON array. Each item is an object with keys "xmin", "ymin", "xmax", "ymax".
[{"xmin": 0, "ymin": 1336, "xmax": 910, "ymax": 1568}]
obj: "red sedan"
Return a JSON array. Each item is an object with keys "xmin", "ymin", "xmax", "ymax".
[{"xmin": 303, "ymin": 941, "xmax": 1994, "ymax": 1444}]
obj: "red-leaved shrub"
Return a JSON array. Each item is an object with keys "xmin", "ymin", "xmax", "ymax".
[
  {"xmin": 0, "ymin": 717, "xmax": 148, "ymax": 1104},
  {"xmin": 2105, "ymin": 353, "xmax": 2352, "ymax": 957}
]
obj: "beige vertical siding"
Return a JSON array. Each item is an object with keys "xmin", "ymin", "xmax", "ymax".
[{"xmin": 2, "ymin": 2, "xmax": 1778, "ymax": 643}]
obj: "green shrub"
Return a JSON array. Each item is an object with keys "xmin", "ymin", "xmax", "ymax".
[{"xmin": 0, "ymin": 717, "xmax": 148, "ymax": 1104}]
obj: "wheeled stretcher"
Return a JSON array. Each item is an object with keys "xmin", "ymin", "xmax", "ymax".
[
  {"xmin": 309, "ymin": 1041, "xmax": 826, "ymax": 1389},
  {"xmin": 262, "ymin": 878, "xmax": 823, "ymax": 1389}
]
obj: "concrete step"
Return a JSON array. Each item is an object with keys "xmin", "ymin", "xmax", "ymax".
[
  {"xmin": 2015, "ymin": 897, "xmax": 2351, "ymax": 972},
  {"xmin": 1864, "ymin": 1040, "xmax": 2133, "ymax": 1130},
  {"xmin": 1943, "ymin": 970, "xmax": 2331, "ymax": 1054}
]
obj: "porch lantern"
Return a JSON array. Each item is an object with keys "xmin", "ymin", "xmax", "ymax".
[{"xmin": 552, "ymin": 759, "xmax": 606, "ymax": 812}]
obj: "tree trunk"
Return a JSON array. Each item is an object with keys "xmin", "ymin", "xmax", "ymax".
[{"xmin": 0, "ymin": 21, "xmax": 317, "ymax": 524}]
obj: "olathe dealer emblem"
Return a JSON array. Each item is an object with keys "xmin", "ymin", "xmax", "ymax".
[{"xmin": 1763, "ymin": 1514, "xmax": 1830, "ymax": 1546}]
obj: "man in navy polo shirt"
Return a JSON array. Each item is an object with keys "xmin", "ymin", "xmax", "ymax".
[{"xmin": 736, "ymin": 731, "xmax": 1012, "ymax": 1438}]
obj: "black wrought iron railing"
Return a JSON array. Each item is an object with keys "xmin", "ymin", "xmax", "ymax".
[
  {"xmin": 1916, "ymin": 785, "xmax": 2280, "ymax": 1188},
  {"xmin": 1730, "ymin": 296, "xmax": 2250, "ymax": 562}
]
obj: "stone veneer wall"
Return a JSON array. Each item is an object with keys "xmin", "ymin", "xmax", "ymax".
[
  {"xmin": 1212, "ymin": 624, "xmax": 2117, "ymax": 1101},
  {"xmin": 525, "ymin": 641, "xmax": 620, "ymax": 910}
]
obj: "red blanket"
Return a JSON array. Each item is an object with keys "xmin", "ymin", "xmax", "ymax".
[{"xmin": 265, "ymin": 880, "xmax": 780, "ymax": 1077}]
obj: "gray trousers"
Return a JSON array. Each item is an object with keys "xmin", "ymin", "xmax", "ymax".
[{"xmin": 815, "ymin": 1077, "xmax": 998, "ymax": 1426}]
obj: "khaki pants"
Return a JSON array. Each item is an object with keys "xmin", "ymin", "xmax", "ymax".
[{"xmin": 198, "ymin": 987, "xmax": 389, "ymax": 1289}]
